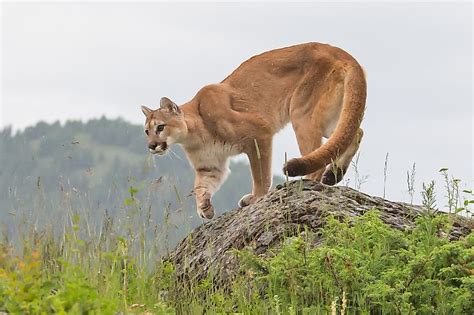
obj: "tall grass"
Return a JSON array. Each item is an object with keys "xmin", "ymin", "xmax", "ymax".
[{"xmin": 0, "ymin": 170, "xmax": 472, "ymax": 313}]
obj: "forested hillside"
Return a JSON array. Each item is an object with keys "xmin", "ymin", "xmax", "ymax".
[{"xmin": 0, "ymin": 117, "xmax": 282, "ymax": 246}]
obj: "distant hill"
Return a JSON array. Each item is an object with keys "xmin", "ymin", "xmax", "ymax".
[{"xmin": 0, "ymin": 117, "xmax": 283, "ymax": 246}]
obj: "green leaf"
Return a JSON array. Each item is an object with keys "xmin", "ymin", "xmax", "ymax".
[
  {"xmin": 72, "ymin": 214, "xmax": 80, "ymax": 225},
  {"xmin": 124, "ymin": 198, "xmax": 135, "ymax": 206},
  {"xmin": 455, "ymin": 207, "xmax": 465, "ymax": 214}
]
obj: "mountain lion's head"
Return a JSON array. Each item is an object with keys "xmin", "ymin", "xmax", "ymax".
[{"xmin": 141, "ymin": 97, "xmax": 187, "ymax": 155}]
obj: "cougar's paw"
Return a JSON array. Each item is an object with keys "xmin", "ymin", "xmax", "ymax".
[
  {"xmin": 283, "ymin": 158, "xmax": 306, "ymax": 177},
  {"xmin": 238, "ymin": 194, "xmax": 256, "ymax": 208},
  {"xmin": 321, "ymin": 166, "xmax": 345, "ymax": 186},
  {"xmin": 197, "ymin": 199, "xmax": 215, "ymax": 219}
]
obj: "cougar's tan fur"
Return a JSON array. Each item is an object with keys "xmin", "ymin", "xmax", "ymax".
[{"xmin": 141, "ymin": 43, "xmax": 367, "ymax": 219}]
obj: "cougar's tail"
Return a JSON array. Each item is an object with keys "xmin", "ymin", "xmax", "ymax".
[{"xmin": 284, "ymin": 64, "xmax": 367, "ymax": 176}]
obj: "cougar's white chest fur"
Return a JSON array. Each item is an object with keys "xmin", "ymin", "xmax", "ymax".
[{"xmin": 187, "ymin": 141, "xmax": 242, "ymax": 178}]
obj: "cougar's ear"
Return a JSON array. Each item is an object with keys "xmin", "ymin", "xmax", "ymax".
[
  {"xmin": 160, "ymin": 97, "xmax": 181, "ymax": 114},
  {"xmin": 141, "ymin": 105, "xmax": 153, "ymax": 117}
]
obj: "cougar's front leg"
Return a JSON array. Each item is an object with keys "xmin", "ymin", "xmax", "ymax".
[
  {"xmin": 194, "ymin": 166, "xmax": 227, "ymax": 219},
  {"xmin": 239, "ymin": 139, "xmax": 273, "ymax": 208}
]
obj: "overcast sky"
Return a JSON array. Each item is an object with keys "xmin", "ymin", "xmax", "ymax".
[{"xmin": 1, "ymin": 2, "xmax": 472, "ymax": 206}]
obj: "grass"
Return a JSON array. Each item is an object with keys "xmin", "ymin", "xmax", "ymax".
[{"xmin": 0, "ymin": 170, "xmax": 473, "ymax": 314}]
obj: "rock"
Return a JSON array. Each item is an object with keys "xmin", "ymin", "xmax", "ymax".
[{"xmin": 166, "ymin": 180, "xmax": 472, "ymax": 289}]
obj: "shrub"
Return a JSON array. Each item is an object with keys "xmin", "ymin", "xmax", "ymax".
[{"xmin": 234, "ymin": 211, "xmax": 473, "ymax": 314}]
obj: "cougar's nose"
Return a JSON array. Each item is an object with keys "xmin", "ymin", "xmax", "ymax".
[{"xmin": 148, "ymin": 142, "xmax": 158, "ymax": 150}]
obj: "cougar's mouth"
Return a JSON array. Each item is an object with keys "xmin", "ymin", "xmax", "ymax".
[{"xmin": 150, "ymin": 142, "xmax": 168, "ymax": 155}]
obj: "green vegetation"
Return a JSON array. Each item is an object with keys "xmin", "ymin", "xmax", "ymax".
[
  {"xmin": 234, "ymin": 213, "xmax": 473, "ymax": 314},
  {"xmin": 1, "ymin": 209, "xmax": 472, "ymax": 314},
  {"xmin": 1, "ymin": 119, "xmax": 472, "ymax": 313}
]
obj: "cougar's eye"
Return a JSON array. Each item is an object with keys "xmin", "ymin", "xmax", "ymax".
[
  {"xmin": 157, "ymin": 124, "xmax": 165, "ymax": 132},
  {"xmin": 145, "ymin": 129, "xmax": 149, "ymax": 136}
]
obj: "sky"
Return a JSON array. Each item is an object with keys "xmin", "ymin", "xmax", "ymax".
[{"xmin": 1, "ymin": 1, "xmax": 473, "ymax": 206}]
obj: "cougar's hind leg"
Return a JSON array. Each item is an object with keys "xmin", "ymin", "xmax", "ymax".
[
  {"xmin": 289, "ymin": 112, "xmax": 326, "ymax": 181},
  {"xmin": 322, "ymin": 128, "xmax": 364, "ymax": 185},
  {"xmin": 305, "ymin": 168, "xmax": 325, "ymax": 182},
  {"xmin": 284, "ymin": 64, "xmax": 338, "ymax": 178}
]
